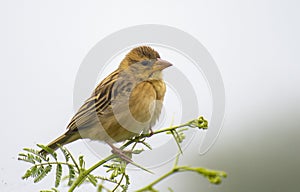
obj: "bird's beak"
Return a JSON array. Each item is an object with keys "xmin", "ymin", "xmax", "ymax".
[{"xmin": 153, "ymin": 58, "xmax": 173, "ymax": 71}]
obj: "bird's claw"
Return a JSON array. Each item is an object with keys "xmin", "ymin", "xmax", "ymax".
[
  {"xmin": 107, "ymin": 142, "xmax": 153, "ymax": 173},
  {"xmin": 149, "ymin": 127, "xmax": 154, "ymax": 136},
  {"xmin": 111, "ymin": 148, "xmax": 133, "ymax": 164}
]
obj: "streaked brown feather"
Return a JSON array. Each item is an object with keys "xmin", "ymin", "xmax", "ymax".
[{"xmin": 66, "ymin": 69, "xmax": 119, "ymax": 130}]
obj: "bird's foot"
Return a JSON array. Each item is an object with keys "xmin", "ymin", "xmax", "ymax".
[
  {"xmin": 149, "ymin": 127, "xmax": 154, "ymax": 136},
  {"xmin": 106, "ymin": 142, "xmax": 153, "ymax": 173},
  {"xmin": 106, "ymin": 142, "xmax": 133, "ymax": 164},
  {"xmin": 111, "ymin": 147, "xmax": 133, "ymax": 164}
]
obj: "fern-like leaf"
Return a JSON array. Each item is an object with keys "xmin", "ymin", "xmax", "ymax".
[
  {"xmin": 37, "ymin": 144, "xmax": 57, "ymax": 161},
  {"xmin": 67, "ymin": 165, "xmax": 76, "ymax": 186},
  {"xmin": 22, "ymin": 169, "xmax": 33, "ymax": 180},
  {"xmin": 34, "ymin": 165, "xmax": 52, "ymax": 183},
  {"xmin": 169, "ymin": 130, "xmax": 183, "ymax": 153},
  {"xmin": 79, "ymin": 155, "xmax": 85, "ymax": 169},
  {"xmin": 139, "ymin": 140, "xmax": 152, "ymax": 150},
  {"xmin": 18, "ymin": 153, "xmax": 36, "ymax": 164},
  {"xmin": 55, "ymin": 164, "xmax": 62, "ymax": 187},
  {"xmin": 121, "ymin": 174, "xmax": 130, "ymax": 191},
  {"xmin": 23, "ymin": 148, "xmax": 48, "ymax": 161},
  {"xmin": 59, "ymin": 146, "xmax": 70, "ymax": 162},
  {"xmin": 31, "ymin": 165, "xmax": 39, "ymax": 177},
  {"xmin": 87, "ymin": 174, "xmax": 97, "ymax": 186},
  {"xmin": 40, "ymin": 188, "xmax": 59, "ymax": 192}
]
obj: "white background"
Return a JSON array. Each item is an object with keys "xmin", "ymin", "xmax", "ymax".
[{"xmin": 0, "ymin": 0, "xmax": 300, "ymax": 191}]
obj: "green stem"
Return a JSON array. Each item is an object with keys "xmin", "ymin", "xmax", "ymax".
[
  {"xmin": 111, "ymin": 173, "xmax": 125, "ymax": 192},
  {"xmin": 65, "ymin": 147, "xmax": 81, "ymax": 172},
  {"xmin": 121, "ymin": 121, "xmax": 192, "ymax": 149},
  {"xmin": 135, "ymin": 165, "xmax": 227, "ymax": 191},
  {"xmin": 35, "ymin": 162, "xmax": 75, "ymax": 167},
  {"xmin": 146, "ymin": 121, "xmax": 192, "ymax": 136},
  {"xmin": 135, "ymin": 169, "xmax": 175, "ymax": 192},
  {"xmin": 68, "ymin": 154, "xmax": 118, "ymax": 192}
]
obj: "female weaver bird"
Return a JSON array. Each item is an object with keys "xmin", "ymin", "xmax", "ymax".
[{"xmin": 40, "ymin": 46, "xmax": 172, "ymax": 159}]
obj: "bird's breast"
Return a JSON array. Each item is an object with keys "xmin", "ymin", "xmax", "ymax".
[{"xmin": 128, "ymin": 80, "xmax": 166, "ymax": 127}]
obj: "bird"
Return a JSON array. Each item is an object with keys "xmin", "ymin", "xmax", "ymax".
[{"xmin": 40, "ymin": 46, "xmax": 172, "ymax": 159}]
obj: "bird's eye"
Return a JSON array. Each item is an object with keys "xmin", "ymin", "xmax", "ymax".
[{"xmin": 141, "ymin": 60, "xmax": 149, "ymax": 66}]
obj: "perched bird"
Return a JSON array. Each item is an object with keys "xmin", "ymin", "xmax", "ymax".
[{"xmin": 40, "ymin": 46, "xmax": 172, "ymax": 157}]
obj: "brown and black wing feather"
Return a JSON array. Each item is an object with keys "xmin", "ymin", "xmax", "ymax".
[
  {"xmin": 67, "ymin": 69, "xmax": 119, "ymax": 131},
  {"xmin": 40, "ymin": 69, "xmax": 120, "ymax": 154}
]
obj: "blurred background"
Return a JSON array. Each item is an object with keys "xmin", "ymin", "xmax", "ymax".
[{"xmin": 0, "ymin": 0, "xmax": 299, "ymax": 191}]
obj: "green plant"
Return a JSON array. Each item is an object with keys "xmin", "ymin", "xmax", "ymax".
[{"xmin": 18, "ymin": 116, "xmax": 227, "ymax": 192}]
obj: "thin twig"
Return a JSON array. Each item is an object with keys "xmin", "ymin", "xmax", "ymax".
[{"xmin": 111, "ymin": 173, "xmax": 125, "ymax": 192}]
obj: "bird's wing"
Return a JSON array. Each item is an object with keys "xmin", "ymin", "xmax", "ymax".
[{"xmin": 66, "ymin": 69, "xmax": 120, "ymax": 131}]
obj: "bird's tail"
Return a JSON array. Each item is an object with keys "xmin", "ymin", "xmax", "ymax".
[{"xmin": 39, "ymin": 132, "xmax": 80, "ymax": 155}]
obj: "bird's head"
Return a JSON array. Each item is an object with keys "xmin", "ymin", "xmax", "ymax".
[{"xmin": 119, "ymin": 46, "xmax": 172, "ymax": 80}]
